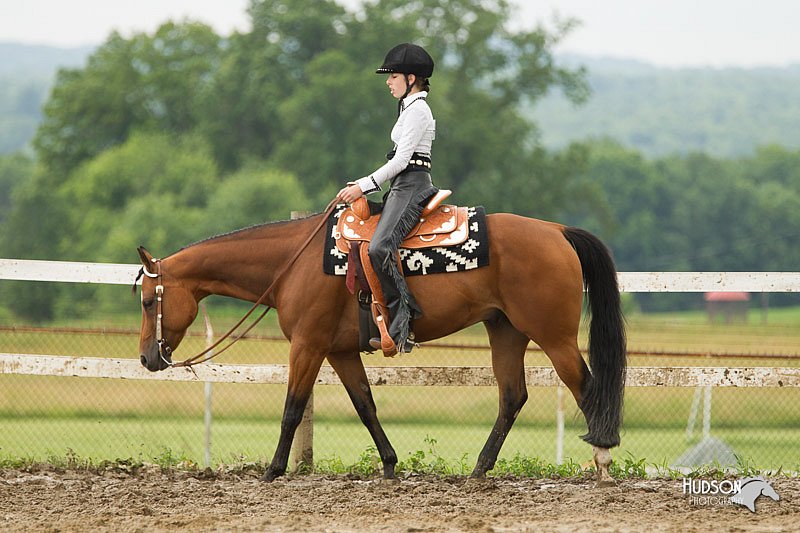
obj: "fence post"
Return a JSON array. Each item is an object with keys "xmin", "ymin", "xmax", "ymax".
[
  {"xmin": 201, "ymin": 303, "xmax": 214, "ymax": 468},
  {"xmin": 702, "ymin": 385, "xmax": 712, "ymax": 440},
  {"xmin": 290, "ymin": 211, "xmax": 314, "ymax": 471},
  {"xmin": 555, "ymin": 382, "xmax": 565, "ymax": 464}
]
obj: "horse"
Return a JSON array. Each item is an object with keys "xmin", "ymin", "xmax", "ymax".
[{"xmin": 135, "ymin": 208, "xmax": 626, "ymax": 484}]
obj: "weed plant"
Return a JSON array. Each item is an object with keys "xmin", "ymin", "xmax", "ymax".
[{"xmin": 1, "ymin": 443, "xmax": 796, "ymax": 481}]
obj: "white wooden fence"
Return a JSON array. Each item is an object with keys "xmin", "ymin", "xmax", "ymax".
[
  {"xmin": 3, "ymin": 258, "xmax": 799, "ymax": 291},
  {"xmin": 1, "ymin": 258, "xmax": 799, "ymax": 467}
]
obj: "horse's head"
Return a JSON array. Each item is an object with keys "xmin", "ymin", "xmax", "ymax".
[
  {"xmin": 136, "ymin": 246, "xmax": 198, "ymax": 371},
  {"xmin": 762, "ymin": 483, "xmax": 780, "ymax": 501}
]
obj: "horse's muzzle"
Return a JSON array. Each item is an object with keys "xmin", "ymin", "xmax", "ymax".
[{"xmin": 140, "ymin": 351, "xmax": 171, "ymax": 372}]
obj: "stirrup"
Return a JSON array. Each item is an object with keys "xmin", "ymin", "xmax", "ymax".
[
  {"xmin": 370, "ymin": 302, "xmax": 398, "ymax": 357},
  {"xmin": 371, "ymin": 333, "xmax": 416, "ymax": 354}
]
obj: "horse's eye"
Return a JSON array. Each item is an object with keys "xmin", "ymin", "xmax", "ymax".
[{"xmin": 142, "ymin": 299, "xmax": 155, "ymax": 310}]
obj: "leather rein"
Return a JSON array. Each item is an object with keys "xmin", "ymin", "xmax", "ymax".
[{"xmin": 138, "ymin": 199, "xmax": 339, "ymax": 369}]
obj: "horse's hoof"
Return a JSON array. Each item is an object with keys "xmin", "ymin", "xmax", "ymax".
[
  {"xmin": 463, "ymin": 476, "xmax": 494, "ymax": 490},
  {"xmin": 595, "ymin": 478, "xmax": 617, "ymax": 488},
  {"xmin": 261, "ymin": 468, "xmax": 283, "ymax": 482},
  {"xmin": 378, "ymin": 476, "xmax": 400, "ymax": 485},
  {"xmin": 595, "ymin": 471, "xmax": 617, "ymax": 488},
  {"xmin": 592, "ymin": 446, "xmax": 615, "ymax": 488}
]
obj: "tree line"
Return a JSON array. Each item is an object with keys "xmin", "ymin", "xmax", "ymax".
[
  {"xmin": 533, "ymin": 59, "xmax": 800, "ymax": 158},
  {"xmin": 0, "ymin": 0, "xmax": 798, "ymax": 320}
]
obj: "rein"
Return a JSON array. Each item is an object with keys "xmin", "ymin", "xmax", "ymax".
[{"xmin": 143, "ymin": 198, "xmax": 340, "ymax": 368}]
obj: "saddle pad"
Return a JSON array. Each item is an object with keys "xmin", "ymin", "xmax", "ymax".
[{"xmin": 323, "ymin": 205, "xmax": 489, "ymax": 277}]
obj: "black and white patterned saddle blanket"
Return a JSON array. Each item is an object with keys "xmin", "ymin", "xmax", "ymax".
[{"xmin": 323, "ymin": 205, "xmax": 490, "ymax": 277}]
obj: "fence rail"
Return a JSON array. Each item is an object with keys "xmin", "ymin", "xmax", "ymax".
[
  {"xmin": 2, "ymin": 258, "xmax": 800, "ymax": 292},
  {"xmin": 1, "ymin": 354, "xmax": 799, "ymax": 388}
]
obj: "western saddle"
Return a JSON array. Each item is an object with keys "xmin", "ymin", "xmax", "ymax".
[{"xmin": 334, "ymin": 190, "xmax": 466, "ymax": 356}]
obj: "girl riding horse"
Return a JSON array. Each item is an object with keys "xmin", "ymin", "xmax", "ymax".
[{"xmin": 337, "ymin": 43, "xmax": 438, "ymax": 355}]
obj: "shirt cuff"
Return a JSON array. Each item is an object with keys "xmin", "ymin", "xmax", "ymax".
[{"xmin": 355, "ymin": 175, "xmax": 381, "ymax": 194}]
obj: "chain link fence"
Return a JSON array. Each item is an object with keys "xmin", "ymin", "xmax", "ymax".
[{"xmin": 1, "ymin": 295, "xmax": 799, "ymax": 473}]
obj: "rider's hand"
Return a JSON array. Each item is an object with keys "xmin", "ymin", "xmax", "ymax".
[{"xmin": 337, "ymin": 183, "xmax": 364, "ymax": 204}]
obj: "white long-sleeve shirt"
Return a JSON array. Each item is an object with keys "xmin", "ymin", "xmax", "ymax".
[{"xmin": 355, "ymin": 91, "xmax": 435, "ymax": 194}]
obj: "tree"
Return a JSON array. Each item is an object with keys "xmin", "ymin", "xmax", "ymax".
[
  {"xmin": 200, "ymin": 0, "xmax": 590, "ymax": 209},
  {"xmin": 58, "ymin": 130, "xmax": 219, "ymax": 261},
  {"xmin": 0, "ymin": 167, "xmax": 69, "ymax": 321},
  {"xmin": 271, "ymin": 49, "xmax": 386, "ymax": 202},
  {"xmin": 198, "ymin": 0, "xmax": 349, "ymax": 172},
  {"xmin": 203, "ymin": 164, "xmax": 311, "ymax": 234},
  {"xmin": 34, "ymin": 23, "xmax": 221, "ymax": 176},
  {"xmin": 0, "ymin": 152, "xmax": 34, "ymax": 225}
]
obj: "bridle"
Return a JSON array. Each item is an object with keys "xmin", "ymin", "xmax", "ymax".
[
  {"xmin": 139, "ymin": 258, "xmax": 174, "ymax": 367},
  {"xmin": 137, "ymin": 198, "xmax": 339, "ymax": 368}
]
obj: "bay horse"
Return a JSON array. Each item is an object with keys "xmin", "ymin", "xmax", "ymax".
[{"xmin": 135, "ymin": 208, "xmax": 626, "ymax": 484}]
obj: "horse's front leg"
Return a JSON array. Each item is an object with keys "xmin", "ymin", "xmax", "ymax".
[
  {"xmin": 263, "ymin": 342, "xmax": 326, "ymax": 482},
  {"xmin": 327, "ymin": 350, "xmax": 398, "ymax": 479}
]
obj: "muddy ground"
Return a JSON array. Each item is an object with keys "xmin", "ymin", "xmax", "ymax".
[{"xmin": 0, "ymin": 468, "xmax": 796, "ymax": 532}]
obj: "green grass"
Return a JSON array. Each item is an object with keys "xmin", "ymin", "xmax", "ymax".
[{"xmin": 0, "ymin": 412, "xmax": 797, "ymax": 473}]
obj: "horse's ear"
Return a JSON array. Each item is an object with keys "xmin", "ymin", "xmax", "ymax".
[{"xmin": 137, "ymin": 246, "xmax": 154, "ymax": 268}]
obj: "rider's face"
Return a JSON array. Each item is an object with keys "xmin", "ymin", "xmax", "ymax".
[{"xmin": 386, "ymin": 72, "xmax": 416, "ymax": 99}]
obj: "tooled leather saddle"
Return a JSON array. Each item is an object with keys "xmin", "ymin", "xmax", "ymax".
[
  {"xmin": 334, "ymin": 190, "xmax": 464, "ymax": 356},
  {"xmin": 334, "ymin": 190, "xmax": 468, "ymax": 253}
]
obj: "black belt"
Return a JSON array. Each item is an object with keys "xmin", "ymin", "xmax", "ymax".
[{"xmin": 386, "ymin": 149, "xmax": 432, "ymax": 172}]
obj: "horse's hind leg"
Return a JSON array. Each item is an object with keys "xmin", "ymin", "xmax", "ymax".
[
  {"xmin": 539, "ymin": 339, "xmax": 614, "ymax": 486},
  {"xmin": 327, "ymin": 351, "xmax": 398, "ymax": 479},
  {"xmin": 471, "ymin": 313, "xmax": 530, "ymax": 478}
]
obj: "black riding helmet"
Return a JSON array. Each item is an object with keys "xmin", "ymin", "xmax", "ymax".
[
  {"xmin": 376, "ymin": 43, "xmax": 434, "ymax": 78},
  {"xmin": 376, "ymin": 43, "xmax": 434, "ymax": 114}
]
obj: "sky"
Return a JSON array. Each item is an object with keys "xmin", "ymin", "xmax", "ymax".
[{"xmin": 1, "ymin": 0, "xmax": 797, "ymax": 68}]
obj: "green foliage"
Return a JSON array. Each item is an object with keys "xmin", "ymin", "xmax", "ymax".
[
  {"xmin": 396, "ymin": 436, "xmax": 470, "ymax": 475},
  {"xmin": 0, "ymin": 129, "xmax": 309, "ymax": 320},
  {"xmin": 349, "ymin": 445, "xmax": 381, "ymax": 477},
  {"xmin": 59, "ymin": 130, "xmax": 219, "ymax": 261},
  {"xmin": 27, "ymin": 0, "xmax": 590, "ymax": 217},
  {"xmin": 152, "ymin": 447, "xmax": 196, "ymax": 471},
  {"xmin": 272, "ymin": 49, "xmax": 383, "ymax": 204},
  {"xmin": 0, "ymin": 160, "xmax": 69, "ymax": 321},
  {"xmin": 733, "ymin": 454, "xmax": 762, "ymax": 478},
  {"xmin": 566, "ymin": 140, "xmax": 800, "ymax": 310},
  {"xmin": 0, "ymin": 152, "xmax": 34, "ymax": 225},
  {"xmin": 493, "ymin": 453, "xmax": 585, "ymax": 478},
  {"xmin": 33, "ymin": 23, "xmax": 222, "ymax": 176},
  {"xmin": 204, "ymin": 163, "xmax": 311, "ymax": 234},
  {"xmin": 608, "ymin": 453, "xmax": 648, "ymax": 478},
  {"xmin": 0, "ymin": 449, "xmax": 783, "ymax": 482}
]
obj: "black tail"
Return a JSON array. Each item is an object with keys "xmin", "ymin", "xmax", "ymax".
[{"xmin": 563, "ymin": 227, "xmax": 627, "ymax": 448}]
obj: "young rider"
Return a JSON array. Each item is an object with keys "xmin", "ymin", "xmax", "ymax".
[{"xmin": 337, "ymin": 43, "xmax": 438, "ymax": 354}]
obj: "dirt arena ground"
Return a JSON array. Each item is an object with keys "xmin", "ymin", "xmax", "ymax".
[{"xmin": 0, "ymin": 468, "xmax": 796, "ymax": 532}]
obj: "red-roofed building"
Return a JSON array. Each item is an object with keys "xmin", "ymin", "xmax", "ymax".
[{"xmin": 704, "ymin": 292, "xmax": 750, "ymax": 323}]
